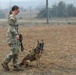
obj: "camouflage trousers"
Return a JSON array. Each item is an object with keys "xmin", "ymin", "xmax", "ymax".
[{"xmin": 4, "ymin": 40, "xmax": 21, "ymax": 67}]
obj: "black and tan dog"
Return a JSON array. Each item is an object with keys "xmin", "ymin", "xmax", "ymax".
[{"xmin": 19, "ymin": 40, "xmax": 44, "ymax": 67}]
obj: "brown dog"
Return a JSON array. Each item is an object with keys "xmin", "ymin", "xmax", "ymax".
[{"xmin": 19, "ymin": 40, "xmax": 44, "ymax": 67}]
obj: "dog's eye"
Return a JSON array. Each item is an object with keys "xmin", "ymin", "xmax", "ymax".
[{"xmin": 42, "ymin": 43, "xmax": 44, "ymax": 46}]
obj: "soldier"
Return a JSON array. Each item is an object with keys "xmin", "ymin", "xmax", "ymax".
[{"xmin": 1, "ymin": 5, "xmax": 24, "ymax": 71}]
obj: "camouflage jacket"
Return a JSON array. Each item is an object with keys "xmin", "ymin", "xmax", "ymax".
[{"xmin": 7, "ymin": 14, "xmax": 19, "ymax": 45}]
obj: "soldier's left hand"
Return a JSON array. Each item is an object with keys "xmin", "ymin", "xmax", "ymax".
[{"xmin": 16, "ymin": 35, "xmax": 19, "ymax": 40}]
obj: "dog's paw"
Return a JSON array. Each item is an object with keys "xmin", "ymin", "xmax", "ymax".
[{"xmin": 37, "ymin": 65, "xmax": 41, "ymax": 68}]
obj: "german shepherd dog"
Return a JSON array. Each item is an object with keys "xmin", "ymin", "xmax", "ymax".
[{"xmin": 19, "ymin": 40, "xmax": 44, "ymax": 67}]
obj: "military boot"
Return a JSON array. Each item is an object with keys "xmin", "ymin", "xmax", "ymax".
[
  {"xmin": 13, "ymin": 65, "xmax": 24, "ymax": 71},
  {"xmin": 1, "ymin": 62, "xmax": 10, "ymax": 71}
]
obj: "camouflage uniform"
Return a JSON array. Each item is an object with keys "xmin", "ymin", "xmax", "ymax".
[{"xmin": 4, "ymin": 14, "xmax": 21, "ymax": 67}]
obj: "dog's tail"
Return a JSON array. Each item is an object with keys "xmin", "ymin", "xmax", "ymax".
[
  {"xmin": 19, "ymin": 57, "xmax": 27, "ymax": 67},
  {"xmin": 19, "ymin": 62, "xmax": 24, "ymax": 67},
  {"xmin": 19, "ymin": 63, "xmax": 23, "ymax": 67}
]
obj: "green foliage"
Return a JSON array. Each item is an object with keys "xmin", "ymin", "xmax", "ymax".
[
  {"xmin": 37, "ymin": 1, "xmax": 76, "ymax": 18},
  {"xmin": 67, "ymin": 4, "xmax": 76, "ymax": 17},
  {"xmin": 57, "ymin": 1, "xmax": 67, "ymax": 17}
]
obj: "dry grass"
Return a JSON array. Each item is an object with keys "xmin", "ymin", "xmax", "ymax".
[{"xmin": 0, "ymin": 24, "xmax": 76, "ymax": 75}]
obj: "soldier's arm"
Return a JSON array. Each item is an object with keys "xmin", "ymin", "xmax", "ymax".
[
  {"xmin": 9, "ymin": 19, "xmax": 18, "ymax": 35},
  {"xmin": 9, "ymin": 19, "xmax": 15, "ymax": 25}
]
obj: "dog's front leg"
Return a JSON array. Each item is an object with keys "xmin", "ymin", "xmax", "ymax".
[
  {"xmin": 37, "ymin": 60, "xmax": 40, "ymax": 68},
  {"xmin": 38, "ymin": 58, "xmax": 41, "ymax": 67},
  {"xmin": 38, "ymin": 59, "xmax": 41, "ymax": 67},
  {"xmin": 36, "ymin": 57, "xmax": 40, "ymax": 68}
]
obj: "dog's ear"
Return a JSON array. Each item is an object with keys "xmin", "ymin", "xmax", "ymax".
[
  {"xmin": 37, "ymin": 40, "xmax": 40, "ymax": 47},
  {"xmin": 41, "ymin": 39, "xmax": 44, "ymax": 43},
  {"xmin": 37, "ymin": 40, "xmax": 39, "ymax": 44},
  {"xmin": 41, "ymin": 39, "xmax": 44, "ymax": 47}
]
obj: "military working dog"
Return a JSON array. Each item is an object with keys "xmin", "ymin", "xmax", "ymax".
[{"xmin": 19, "ymin": 40, "xmax": 44, "ymax": 67}]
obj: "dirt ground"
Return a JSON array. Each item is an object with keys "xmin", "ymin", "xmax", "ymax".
[{"xmin": 0, "ymin": 24, "xmax": 76, "ymax": 75}]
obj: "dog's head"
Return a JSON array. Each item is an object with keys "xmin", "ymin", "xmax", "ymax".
[{"xmin": 34, "ymin": 40, "xmax": 44, "ymax": 54}]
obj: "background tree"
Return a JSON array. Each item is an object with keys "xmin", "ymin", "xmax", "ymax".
[
  {"xmin": 50, "ymin": 4, "xmax": 58, "ymax": 17},
  {"xmin": 67, "ymin": 4, "xmax": 76, "ymax": 17},
  {"xmin": 37, "ymin": 1, "xmax": 76, "ymax": 18},
  {"xmin": 57, "ymin": 1, "xmax": 67, "ymax": 17}
]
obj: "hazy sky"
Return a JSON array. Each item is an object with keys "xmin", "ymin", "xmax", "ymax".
[{"xmin": 0, "ymin": 0, "xmax": 76, "ymax": 9}]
